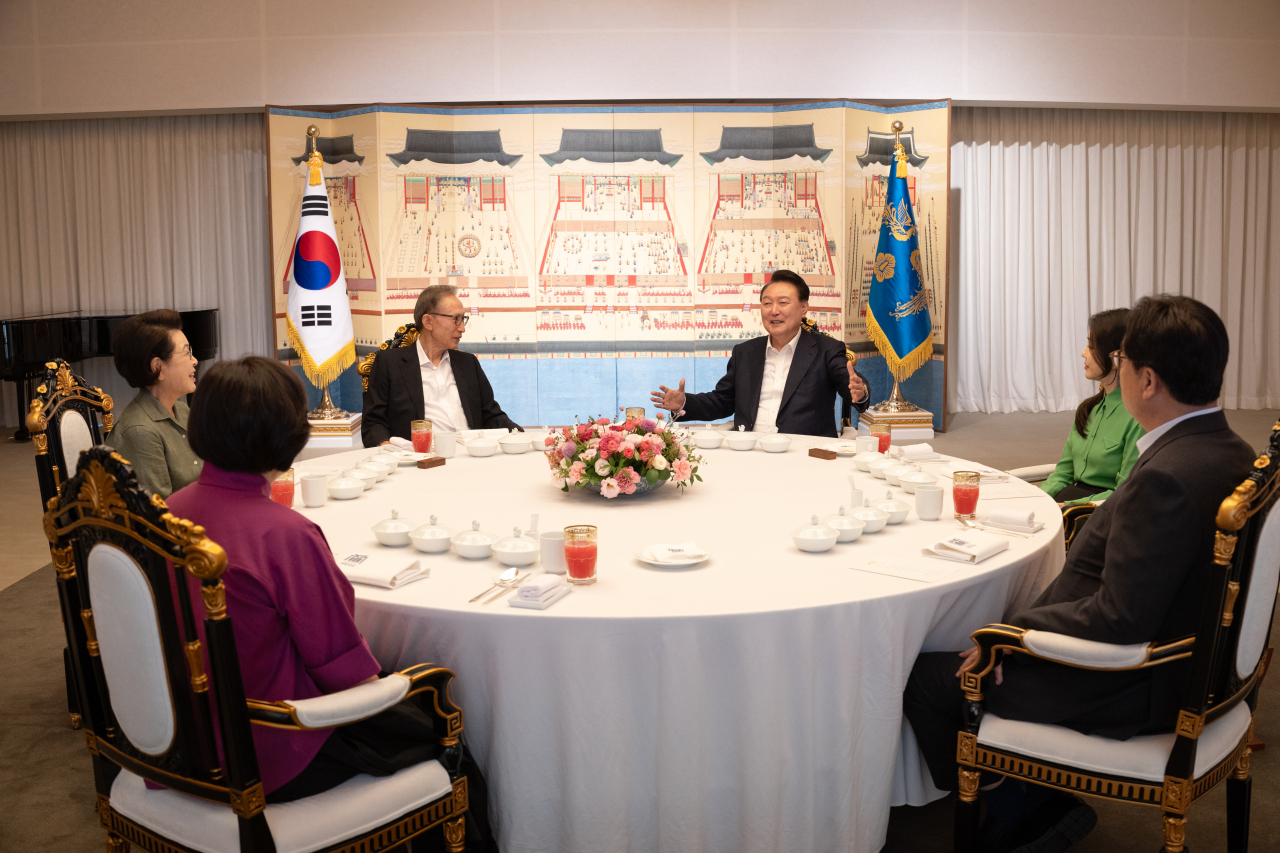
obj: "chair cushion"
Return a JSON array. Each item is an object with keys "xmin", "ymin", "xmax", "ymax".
[
  {"xmin": 59, "ymin": 408, "xmax": 94, "ymax": 469},
  {"xmin": 1236, "ymin": 505, "xmax": 1280, "ymax": 680},
  {"xmin": 1021, "ymin": 631, "xmax": 1150, "ymax": 669},
  {"xmin": 110, "ymin": 759, "xmax": 452, "ymax": 853},
  {"xmin": 283, "ymin": 673, "xmax": 409, "ymax": 729},
  {"xmin": 977, "ymin": 702, "xmax": 1252, "ymax": 783}
]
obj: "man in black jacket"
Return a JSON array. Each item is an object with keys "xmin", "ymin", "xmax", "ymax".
[
  {"xmin": 649, "ymin": 270, "xmax": 870, "ymax": 437},
  {"xmin": 362, "ymin": 285, "xmax": 520, "ymax": 447},
  {"xmin": 902, "ymin": 295, "xmax": 1256, "ymax": 853}
]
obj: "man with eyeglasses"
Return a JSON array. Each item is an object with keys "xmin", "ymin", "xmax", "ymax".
[{"xmin": 362, "ymin": 284, "xmax": 520, "ymax": 447}]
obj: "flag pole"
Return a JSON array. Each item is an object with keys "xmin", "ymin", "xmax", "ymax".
[
  {"xmin": 302, "ymin": 124, "xmax": 350, "ymax": 421},
  {"xmin": 871, "ymin": 120, "xmax": 920, "ymax": 415}
]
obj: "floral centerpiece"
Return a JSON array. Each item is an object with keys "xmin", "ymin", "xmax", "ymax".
[{"xmin": 545, "ymin": 415, "xmax": 704, "ymax": 498}]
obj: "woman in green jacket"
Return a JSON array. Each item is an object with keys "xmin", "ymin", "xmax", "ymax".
[
  {"xmin": 1041, "ymin": 308, "xmax": 1145, "ymax": 505},
  {"xmin": 106, "ymin": 309, "xmax": 202, "ymax": 497}
]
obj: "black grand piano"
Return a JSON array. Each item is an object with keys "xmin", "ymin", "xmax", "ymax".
[{"xmin": 0, "ymin": 309, "xmax": 219, "ymax": 440}]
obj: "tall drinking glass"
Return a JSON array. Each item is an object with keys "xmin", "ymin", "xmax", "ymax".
[
  {"xmin": 952, "ymin": 471, "xmax": 980, "ymax": 520},
  {"xmin": 625, "ymin": 407, "xmax": 645, "ymax": 421},
  {"xmin": 870, "ymin": 423, "xmax": 891, "ymax": 453},
  {"xmin": 270, "ymin": 469, "xmax": 295, "ymax": 507},
  {"xmin": 563, "ymin": 525, "xmax": 598, "ymax": 585},
  {"xmin": 411, "ymin": 419, "xmax": 433, "ymax": 454}
]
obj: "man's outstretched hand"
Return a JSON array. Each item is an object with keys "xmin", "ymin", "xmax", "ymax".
[
  {"xmin": 650, "ymin": 378, "xmax": 687, "ymax": 413},
  {"xmin": 849, "ymin": 363, "xmax": 869, "ymax": 404}
]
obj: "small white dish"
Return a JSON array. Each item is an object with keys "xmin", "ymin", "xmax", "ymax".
[
  {"xmin": 326, "ymin": 476, "xmax": 363, "ymax": 501},
  {"xmin": 725, "ymin": 432, "xmax": 758, "ymax": 451},
  {"xmin": 410, "ymin": 516, "xmax": 453, "ymax": 553},
  {"xmin": 634, "ymin": 549, "xmax": 710, "ymax": 569},
  {"xmin": 493, "ymin": 527, "xmax": 540, "ymax": 567},
  {"xmin": 867, "ymin": 458, "xmax": 897, "ymax": 480},
  {"xmin": 822, "ymin": 442, "xmax": 860, "ymax": 457},
  {"xmin": 498, "ymin": 434, "xmax": 531, "ymax": 454},
  {"xmin": 822, "ymin": 506, "xmax": 866, "ymax": 543},
  {"xmin": 372, "ymin": 509, "xmax": 414, "ymax": 547},
  {"xmin": 791, "ymin": 515, "xmax": 839, "ymax": 553},
  {"xmin": 694, "ymin": 430, "xmax": 724, "ymax": 449},
  {"xmin": 348, "ymin": 468, "xmax": 379, "ymax": 491},
  {"xmin": 853, "ymin": 450, "xmax": 884, "ymax": 471},
  {"xmin": 360, "ymin": 460, "xmax": 392, "ymax": 482},
  {"xmin": 899, "ymin": 471, "xmax": 939, "ymax": 494},
  {"xmin": 451, "ymin": 521, "xmax": 495, "ymax": 559},
  {"xmin": 391, "ymin": 451, "xmax": 430, "ymax": 466},
  {"xmin": 874, "ymin": 491, "xmax": 911, "ymax": 524},
  {"xmin": 466, "ymin": 438, "xmax": 499, "ymax": 457},
  {"xmin": 852, "ymin": 501, "xmax": 889, "ymax": 533},
  {"xmin": 758, "ymin": 435, "xmax": 792, "ymax": 453},
  {"xmin": 884, "ymin": 464, "xmax": 915, "ymax": 487}
]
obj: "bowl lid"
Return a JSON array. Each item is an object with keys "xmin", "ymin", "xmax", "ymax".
[
  {"xmin": 494, "ymin": 527, "xmax": 539, "ymax": 553},
  {"xmin": 854, "ymin": 450, "xmax": 884, "ymax": 461},
  {"xmin": 791, "ymin": 514, "xmax": 838, "ymax": 539},
  {"xmin": 499, "ymin": 433, "xmax": 530, "ymax": 443},
  {"xmin": 372, "ymin": 509, "xmax": 414, "ymax": 534},
  {"xmin": 822, "ymin": 506, "xmax": 866, "ymax": 530},
  {"xmin": 900, "ymin": 471, "xmax": 938, "ymax": 483},
  {"xmin": 329, "ymin": 477, "xmax": 361, "ymax": 489},
  {"xmin": 410, "ymin": 515, "xmax": 452, "ymax": 539},
  {"xmin": 451, "ymin": 520, "xmax": 495, "ymax": 546},
  {"xmin": 853, "ymin": 500, "xmax": 889, "ymax": 520}
]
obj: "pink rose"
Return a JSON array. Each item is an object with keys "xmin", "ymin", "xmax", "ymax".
[
  {"xmin": 596, "ymin": 417, "xmax": 611, "ymax": 426},
  {"xmin": 673, "ymin": 459, "xmax": 693, "ymax": 484},
  {"xmin": 600, "ymin": 478, "xmax": 620, "ymax": 498},
  {"xmin": 621, "ymin": 444, "xmax": 635, "ymax": 459},
  {"xmin": 544, "ymin": 435, "xmax": 555, "ymax": 447},
  {"xmin": 639, "ymin": 447, "xmax": 654, "ymax": 462},
  {"xmin": 581, "ymin": 447, "xmax": 598, "ymax": 462}
]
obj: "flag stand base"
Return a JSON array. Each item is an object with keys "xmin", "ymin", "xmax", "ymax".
[
  {"xmin": 308, "ymin": 386, "xmax": 349, "ymax": 420},
  {"xmin": 858, "ymin": 376, "xmax": 934, "ymax": 439},
  {"xmin": 871, "ymin": 377, "xmax": 920, "ymax": 414}
]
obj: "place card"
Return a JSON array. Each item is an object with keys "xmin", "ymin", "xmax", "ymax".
[{"xmin": 852, "ymin": 557, "xmax": 961, "ymax": 584}]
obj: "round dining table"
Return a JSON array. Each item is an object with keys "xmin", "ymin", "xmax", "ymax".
[{"xmin": 293, "ymin": 432, "xmax": 1064, "ymax": 853}]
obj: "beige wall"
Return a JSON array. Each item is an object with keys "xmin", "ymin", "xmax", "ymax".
[{"xmin": 1, "ymin": 0, "xmax": 1278, "ymax": 117}]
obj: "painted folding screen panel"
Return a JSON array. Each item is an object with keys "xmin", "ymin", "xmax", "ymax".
[{"xmin": 266, "ymin": 100, "xmax": 950, "ymax": 430}]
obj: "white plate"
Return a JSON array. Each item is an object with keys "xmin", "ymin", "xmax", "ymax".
[
  {"xmin": 391, "ymin": 452, "xmax": 430, "ymax": 466},
  {"xmin": 822, "ymin": 442, "xmax": 860, "ymax": 457},
  {"xmin": 634, "ymin": 550, "xmax": 710, "ymax": 570}
]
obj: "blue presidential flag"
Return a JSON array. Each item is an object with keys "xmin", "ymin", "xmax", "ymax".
[{"xmin": 865, "ymin": 148, "xmax": 932, "ymax": 381}]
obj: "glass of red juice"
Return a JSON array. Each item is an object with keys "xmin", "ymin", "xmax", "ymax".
[
  {"xmin": 870, "ymin": 424, "xmax": 891, "ymax": 453},
  {"xmin": 952, "ymin": 471, "xmax": 980, "ymax": 519},
  {"xmin": 411, "ymin": 419, "xmax": 433, "ymax": 454},
  {"xmin": 563, "ymin": 525, "xmax": 598, "ymax": 585},
  {"xmin": 270, "ymin": 468, "xmax": 295, "ymax": 508}
]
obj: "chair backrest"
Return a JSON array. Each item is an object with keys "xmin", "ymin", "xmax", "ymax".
[
  {"xmin": 1163, "ymin": 421, "xmax": 1280, "ymax": 785},
  {"xmin": 357, "ymin": 322, "xmax": 420, "ymax": 393},
  {"xmin": 800, "ymin": 317, "xmax": 857, "ymax": 428},
  {"xmin": 47, "ymin": 446, "xmax": 274, "ymax": 845},
  {"xmin": 27, "ymin": 359, "xmax": 113, "ymax": 506}
]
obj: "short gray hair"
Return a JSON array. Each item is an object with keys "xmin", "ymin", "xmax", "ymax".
[{"xmin": 414, "ymin": 284, "xmax": 458, "ymax": 329}]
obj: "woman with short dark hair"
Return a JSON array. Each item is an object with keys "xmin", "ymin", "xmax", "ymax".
[
  {"xmin": 166, "ymin": 358, "xmax": 480, "ymax": 830},
  {"xmin": 1040, "ymin": 308, "xmax": 1145, "ymax": 505},
  {"xmin": 106, "ymin": 309, "xmax": 201, "ymax": 497}
]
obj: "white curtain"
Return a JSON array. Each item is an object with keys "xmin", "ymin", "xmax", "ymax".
[
  {"xmin": 0, "ymin": 113, "xmax": 271, "ymax": 426},
  {"xmin": 950, "ymin": 107, "xmax": 1280, "ymax": 413}
]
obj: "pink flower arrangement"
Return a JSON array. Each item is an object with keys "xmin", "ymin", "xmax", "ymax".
[{"xmin": 545, "ymin": 415, "xmax": 704, "ymax": 498}]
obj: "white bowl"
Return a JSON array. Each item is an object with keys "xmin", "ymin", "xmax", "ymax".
[
  {"xmin": 759, "ymin": 435, "xmax": 792, "ymax": 454},
  {"xmin": 867, "ymin": 458, "xmax": 897, "ymax": 480},
  {"xmin": 368, "ymin": 453, "xmax": 402, "ymax": 473},
  {"xmin": 898, "ymin": 471, "xmax": 939, "ymax": 494},
  {"xmin": 349, "ymin": 468, "xmax": 379, "ymax": 490},
  {"xmin": 875, "ymin": 497, "xmax": 911, "ymax": 524},
  {"xmin": 493, "ymin": 528, "xmax": 540, "ymax": 567},
  {"xmin": 326, "ymin": 477, "xmax": 363, "ymax": 500},
  {"xmin": 693, "ymin": 431, "xmax": 724, "ymax": 449},
  {"xmin": 409, "ymin": 516, "xmax": 453, "ymax": 553},
  {"xmin": 361, "ymin": 460, "xmax": 392, "ymax": 482},
  {"xmin": 466, "ymin": 438, "xmax": 499, "ymax": 457},
  {"xmin": 852, "ymin": 505, "xmax": 889, "ymax": 533},
  {"xmin": 725, "ymin": 433, "xmax": 758, "ymax": 451},
  {"xmin": 853, "ymin": 450, "xmax": 884, "ymax": 471},
  {"xmin": 823, "ymin": 509, "xmax": 866, "ymax": 543},
  {"xmin": 499, "ymin": 434, "xmax": 531, "ymax": 454},
  {"xmin": 884, "ymin": 464, "xmax": 914, "ymax": 486},
  {"xmin": 451, "ymin": 522, "xmax": 495, "ymax": 559},
  {"xmin": 790, "ymin": 517, "xmax": 839, "ymax": 553},
  {"xmin": 372, "ymin": 510, "xmax": 414, "ymax": 547}
]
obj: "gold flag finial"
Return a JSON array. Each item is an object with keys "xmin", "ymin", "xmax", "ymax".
[
  {"xmin": 890, "ymin": 121, "xmax": 908, "ymax": 178},
  {"xmin": 305, "ymin": 125, "xmax": 323, "ymax": 186}
]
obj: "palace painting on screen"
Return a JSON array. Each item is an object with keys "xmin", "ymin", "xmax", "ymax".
[{"xmin": 266, "ymin": 100, "xmax": 950, "ymax": 430}]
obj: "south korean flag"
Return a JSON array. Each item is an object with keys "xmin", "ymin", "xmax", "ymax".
[{"xmin": 286, "ymin": 171, "xmax": 356, "ymax": 387}]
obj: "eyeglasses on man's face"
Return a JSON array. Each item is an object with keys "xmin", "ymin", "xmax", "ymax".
[
  {"xmin": 430, "ymin": 312, "xmax": 469, "ymax": 328},
  {"xmin": 1110, "ymin": 350, "xmax": 1129, "ymax": 369}
]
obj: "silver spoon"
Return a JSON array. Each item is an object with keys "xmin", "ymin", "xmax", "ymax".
[{"xmin": 470, "ymin": 566, "xmax": 518, "ymax": 603}]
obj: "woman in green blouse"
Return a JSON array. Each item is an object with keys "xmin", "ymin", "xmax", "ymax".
[
  {"xmin": 1041, "ymin": 308, "xmax": 1145, "ymax": 506},
  {"xmin": 106, "ymin": 309, "xmax": 203, "ymax": 497}
]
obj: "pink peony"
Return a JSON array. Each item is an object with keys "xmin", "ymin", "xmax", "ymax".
[
  {"xmin": 581, "ymin": 447, "xmax": 598, "ymax": 462},
  {"xmin": 599, "ymin": 477, "xmax": 620, "ymax": 498},
  {"xmin": 596, "ymin": 417, "xmax": 611, "ymax": 426},
  {"xmin": 673, "ymin": 459, "xmax": 693, "ymax": 484},
  {"xmin": 621, "ymin": 444, "xmax": 635, "ymax": 459},
  {"xmin": 568, "ymin": 461, "xmax": 586, "ymax": 484}
]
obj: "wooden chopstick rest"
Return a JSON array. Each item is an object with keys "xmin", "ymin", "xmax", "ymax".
[
  {"xmin": 417, "ymin": 457, "xmax": 447, "ymax": 470},
  {"xmin": 808, "ymin": 448, "xmax": 838, "ymax": 460}
]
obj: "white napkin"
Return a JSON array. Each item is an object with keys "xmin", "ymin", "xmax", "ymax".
[
  {"xmin": 644, "ymin": 541, "xmax": 708, "ymax": 563},
  {"xmin": 988, "ymin": 509, "xmax": 1035, "ymax": 528},
  {"xmin": 938, "ymin": 464, "xmax": 1008, "ymax": 483},
  {"xmin": 517, "ymin": 573, "xmax": 566, "ymax": 601},
  {"xmin": 922, "ymin": 531, "xmax": 1010, "ymax": 564},
  {"xmin": 509, "ymin": 584, "xmax": 572, "ymax": 610},
  {"xmin": 334, "ymin": 552, "xmax": 428, "ymax": 589},
  {"xmin": 387, "ymin": 436, "xmax": 414, "ymax": 451},
  {"xmin": 891, "ymin": 443, "xmax": 937, "ymax": 460}
]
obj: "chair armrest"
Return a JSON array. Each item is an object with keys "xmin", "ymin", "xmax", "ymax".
[
  {"xmin": 248, "ymin": 673, "xmax": 409, "ymax": 730},
  {"xmin": 1006, "ymin": 464, "xmax": 1057, "ymax": 483}
]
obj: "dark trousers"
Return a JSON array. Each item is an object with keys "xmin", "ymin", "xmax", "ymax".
[
  {"xmin": 903, "ymin": 651, "xmax": 1156, "ymax": 792},
  {"xmin": 268, "ymin": 699, "xmax": 496, "ymax": 852},
  {"xmin": 1054, "ymin": 482, "xmax": 1107, "ymax": 502}
]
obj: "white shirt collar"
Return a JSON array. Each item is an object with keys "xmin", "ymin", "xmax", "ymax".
[
  {"xmin": 418, "ymin": 339, "xmax": 451, "ymax": 369},
  {"xmin": 1135, "ymin": 406, "xmax": 1221, "ymax": 456},
  {"xmin": 766, "ymin": 330, "xmax": 801, "ymax": 356}
]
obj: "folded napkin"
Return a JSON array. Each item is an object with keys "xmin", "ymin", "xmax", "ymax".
[
  {"xmin": 644, "ymin": 541, "xmax": 708, "ymax": 563},
  {"xmin": 517, "ymin": 573, "xmax": 566, "ymax": 601},
  {"xmin": 938, "ymin": 464, "xmax": 1008, "ymax": 483},
  {"xmin": 988, "ymin": 509, "xmax": 1035, "ymax": 528},
  {"xmin": 387, "ymin": 436, "xmax": 414, "ymax": 451},
  {"xmin": 922, "ymin": 531, "xmax": 1010, "ymax": 564},
  {"xmin": 891, "ymin": 443, "xmax": 937, "ymax": 460},
  {"xmin": 509, "ymin": 583, "xmax": 572, "ymax": 610},
  {"xmin": 334, "ymin": 551, "xmax": 429, "ymax": 589}
]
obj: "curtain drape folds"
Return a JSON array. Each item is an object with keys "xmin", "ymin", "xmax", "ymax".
[
  {"xmin": 951, "ymin": 107, "xmax": 1280, "ymax": 413},
  {"xmin": 0, "ymin": 113, "xmax": 271, "ymax": 425}
]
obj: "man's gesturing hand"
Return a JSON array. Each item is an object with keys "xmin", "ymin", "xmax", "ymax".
[
  {"xmin": 650, "ymin": 378, "xmax": 687, "ymax": 412},
  {"xmin": 848, "ymin": 363, "xmax": 869, "ymax": 404}
]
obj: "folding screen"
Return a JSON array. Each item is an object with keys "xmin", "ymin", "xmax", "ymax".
[{"xmin": 266, "ymin": 100, "xmax": 950, "ymax": 430}]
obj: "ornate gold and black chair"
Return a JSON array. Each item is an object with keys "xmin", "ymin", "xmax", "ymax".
[
  {"xmin": 50, "ymin": 447, "xmax": 472, "ymax": 853},
  {"xmin": 1062, "ymin": 503, "xmax": 1098, "ymax": 553},
  {"xmin": 954, "ymin": 421, "xmax": 1280, "ymax": 853},
  {"xmin": 27, "ymin": 358, "xmax": 113, "ymax": 729},
  {"xmin": 357, "ymin": 323, "xmax": 420, "ymax": 394}
]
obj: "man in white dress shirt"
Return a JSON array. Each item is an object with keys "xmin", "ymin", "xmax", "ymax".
[
  {"xmin": 361, "ymin": 285, "xmax": 520, "ymax": 447},
  {"xmin": 649, "ymin": 270, "xmax": 871, "ymax": 437}
]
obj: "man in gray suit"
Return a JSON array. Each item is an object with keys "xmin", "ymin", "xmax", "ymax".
[{"xmin": 902, "ymin": 295, "xmax": 1256, "ymax": 853}]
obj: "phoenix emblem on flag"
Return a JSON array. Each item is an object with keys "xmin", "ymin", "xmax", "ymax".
[{"xmin": 882, "ymin": 199, "xmax": 916, "ymax": 242}]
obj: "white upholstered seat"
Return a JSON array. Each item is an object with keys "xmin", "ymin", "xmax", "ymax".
[
  {"xmin": 110, "ymin": 759, "xmax": 452, "ymax": 853},
  {"xmin": 59, "ymin": 408, "xmax": 94, "ymax": 469},
  {"xmin": 977, "ymin": 702, "xmax": 1252, "ymax": 783}
]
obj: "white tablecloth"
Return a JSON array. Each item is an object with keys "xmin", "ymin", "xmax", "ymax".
[{"xmin": 295, "ymin": 435, "xmax": 1063, "ymax": 853}]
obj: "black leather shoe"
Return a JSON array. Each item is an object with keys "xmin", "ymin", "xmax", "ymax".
[{"xmin": 1006, "ymin": 794, "xmax": 1097, "ymax": 853}]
